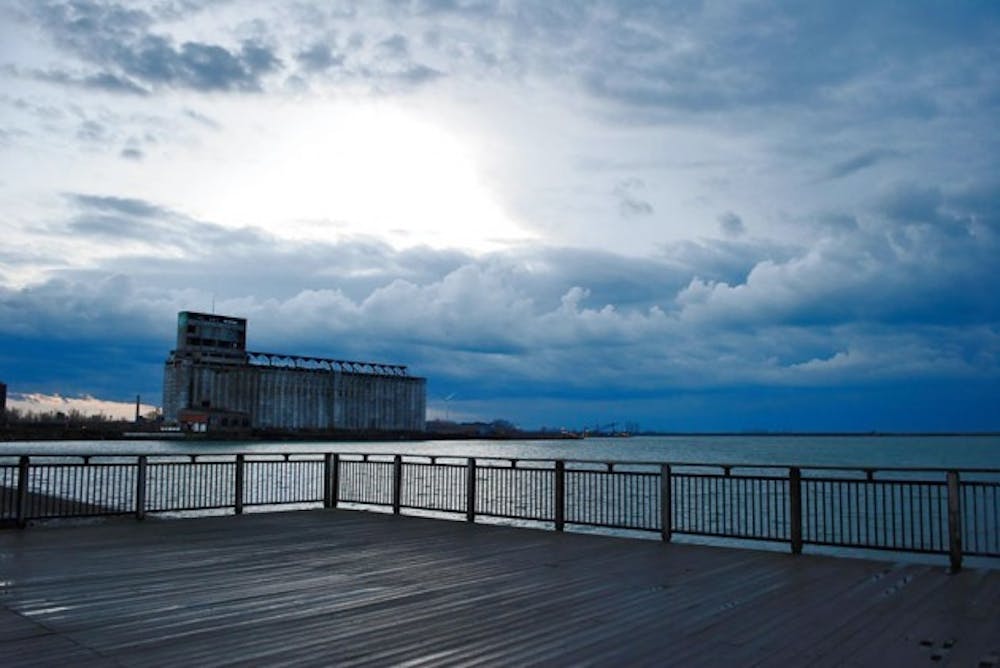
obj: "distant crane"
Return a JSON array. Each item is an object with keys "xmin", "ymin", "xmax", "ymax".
[{"xmin": 443, "ymin": 393, "xmax": 456, "ymax": 422}]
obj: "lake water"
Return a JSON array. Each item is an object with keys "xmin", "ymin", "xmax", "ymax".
[{"xmin": 3, "ymin": 434, "xmax": 999, "ymax": 470}]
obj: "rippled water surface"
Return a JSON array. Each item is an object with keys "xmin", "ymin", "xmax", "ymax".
[{"xmin": 3, "ymin": 434, "xmax": 999, "ymax": 469}]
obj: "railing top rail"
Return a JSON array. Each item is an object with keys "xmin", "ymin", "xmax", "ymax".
[{"xmin": 2, "ymin": 451, "xmax": 999, "ymax": 475}]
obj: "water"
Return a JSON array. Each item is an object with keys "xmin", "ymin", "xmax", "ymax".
[{"xmin": 3, "ymin": 434, "xmax": 999, "ymax": 469}]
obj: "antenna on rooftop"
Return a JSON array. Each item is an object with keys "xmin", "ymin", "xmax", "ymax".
[{"xmin": 211, "ymin": 294, "xmax": 216, "ymax": 314}]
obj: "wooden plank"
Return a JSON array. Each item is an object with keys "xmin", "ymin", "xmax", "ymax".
[{"xmin": 1, "ymin": 509, "xmax": 997, "ymax": 666}]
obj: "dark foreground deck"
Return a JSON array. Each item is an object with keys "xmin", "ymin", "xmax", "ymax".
[{"xmin": 1, "ymin": 511, "xmax": 998, "ymax": 667}]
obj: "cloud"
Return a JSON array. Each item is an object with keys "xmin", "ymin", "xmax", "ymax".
[
  {"xmin": 825, "ymin": 149, "xmax": 900, "ymax": 180},
  {"xmin": 60, "ymin": 193, "xmax": 274, "ymax": 254},
  {"xmin": 71, "ymin": 194, "xmax": 164, "ymax": 218},
  {"xmin": 3, "ymin": 183, "xmax": 997, "ymax": 408},
  {"xmin": 76, "ymin": 119, "xmax": 108, "ymax": 142},
  {"xmin": 572, "ymin": 3, "xmax": 998, "ymax": 122},
  {"xmin": 7, "ymin": 392, "xmax": 156, "ymax": 420},
  {"xmin": 120, "ymin": 36, "xmax": 281, "ymax": 92},
  {"xmin": 29, "ymin": 2, "xmax": 281, "ymax": 92},
  {"xmin": 296, "ymin": 42, "xmax": 344, "ymax": 72},
  {"xmin": 613, "ymin": 178, "xmax": 653, "ymax": 217},
  {"xmin": 23, "ymin": 67, "xmax": 150, "ymax": 94},
  {"xmin": 717, "ymin": 211, "xmax": 745, "ymax": 237},
  {"xmin": 377, "ymin": 34, "xmax": 411, "ymax": 59}
]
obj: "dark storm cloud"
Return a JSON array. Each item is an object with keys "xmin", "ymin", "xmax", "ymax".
[{"xmin": 30, "ymin": 1, "xmax": 281, "ymax": 92}]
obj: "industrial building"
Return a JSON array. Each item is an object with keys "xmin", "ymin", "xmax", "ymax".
[{"xmin": 163, "ymin": 312, "xmax": 426, "ymax": 435}]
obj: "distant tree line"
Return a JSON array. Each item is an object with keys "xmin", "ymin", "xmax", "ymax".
[{"xmin": 2, "ymin": 407, "xmax": 162, "ymax": 425}]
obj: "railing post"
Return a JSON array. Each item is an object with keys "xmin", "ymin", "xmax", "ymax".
[
  {"xmin": 466, "ymin": 458, "xmax": 477, "ymax": 523},
  {"xmin": 946, "ymin": 470, "xmax": 962, "ymax": 573},
  {"xmin": 234, "ymin": 454, "xmax": 245, "ymax": 515},
  {"xmin": 392, "ymin": 454, "xmax": 403, "ymax": 515},
  {"xmin": 332, "ymin": 454, "xmax": 340, "ymax": 508},
  {"xmin": 135, "ymin": 456, "xmax": 147, "ymax": 521},
  {"xmin": 789, "ymin": 467, "xmax": 803, "ymax": 555},
  {"xmin": 16, "ymin": 456, "xmax": 29, "ymax": 529},
  {"xmin": 660, "ymin": 464, "xmax": 672, "ymax": 543},
  {"xmin": 554, "ymin": 460, "xmax": 565, "ymax": 531},
  {"xmin": 323, "ymin": 454, "xmax": 334, "ymax": 508}
]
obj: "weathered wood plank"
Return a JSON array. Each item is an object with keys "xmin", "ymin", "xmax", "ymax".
[{"xmin": 1, "ymin": 510, "xmax": 997, "ymax": 666}]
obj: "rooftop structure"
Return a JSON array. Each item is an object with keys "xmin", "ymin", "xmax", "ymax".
[{"xmin": 175, "ymin": 311, "xmax": 247, "ymax": 362}]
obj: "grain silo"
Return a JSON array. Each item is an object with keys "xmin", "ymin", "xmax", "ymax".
[{"xmin": 163, "ymin": 312, "xmax": 426, "ymax": 435}]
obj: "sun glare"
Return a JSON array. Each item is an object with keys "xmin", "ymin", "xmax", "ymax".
[{"xmin": 208, "ymin": 103, "xmax": 531, "ymax": 251}]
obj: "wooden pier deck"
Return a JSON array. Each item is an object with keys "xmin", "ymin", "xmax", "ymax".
[{"xmin": 1, "ymin": 510, "xmax": 998, "ymax": 667}]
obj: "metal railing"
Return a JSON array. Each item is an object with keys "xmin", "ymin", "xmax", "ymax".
[{"xmin": 2, "ymin": 453, "xmax": 997, "ymax": 570}]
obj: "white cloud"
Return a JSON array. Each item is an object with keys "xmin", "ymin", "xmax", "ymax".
[{"xmin": 8, "ymin": 392, "xmax": 157, "ymax": 420}]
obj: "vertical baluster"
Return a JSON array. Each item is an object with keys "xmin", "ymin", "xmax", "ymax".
[
  {"xmin": 789, "ymin": 467, "xmax": 802, "ymax": 555},
  {"xmin": 136, "ymin": 456, "xmax": 147, "ymax": 521},
  {"xmin": 946, "ymin": 471, "xmax": 962, "ymax": 572},
  {"xmin": 392, "ymin": 455, "xmax": 402, "ymax": 515},
  {"xmin": 598, "ymin": 470, "xmax": 604, "ymax": 527},
  {"xmin": 920, "ymin": 482, "xmax": 929, "ymax": 550},
  {"xmin": 660, "ymin": 465, "xmax": 672, "ymax": 542},
  {"xmin": 323, "ymin": 454, "xmax": 334, "ymax": 508},
  {"xmin": 331, "ymin": 454, "xmax": 340, "ymax": 507},
  {"xmin": 16, "ymin": 456, "xmax": 30, "ymax": 528},
  {"xmin": 907, "ymin": 484, "xmax": 915, "ymax": 550},
  {"xmin": 879, "ymin": 478, "xmax": 887, "ymax": 547},
  {"xmin": 554, "ymin": 461, "xmax": 565, "ymax": 530},
  {"xmin": 235, "ymin": 455, "xmax": 245, "ymax": 514},
  {"xmin": 752, "ymin": 478, "xmax": 759, "ymax": 537},
  {"xmin": 990, "ymin": 487, "xmax": 1000, "ymax": 552},
  {"xmin": 466, "ymin": 458, "xmax": 476, "ymax": 522},
  {"xmin": 967, "ymin": 484, "xmax": 978, "ymax": 554},
  {"xmin": 737, "ymin": 476, "xmax": 744, "ymax": 537}
]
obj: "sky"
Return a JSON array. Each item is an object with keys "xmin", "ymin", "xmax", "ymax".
[{"xmin": 0, "ymin": 1, "xmax": 998, "ymax": 430}]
